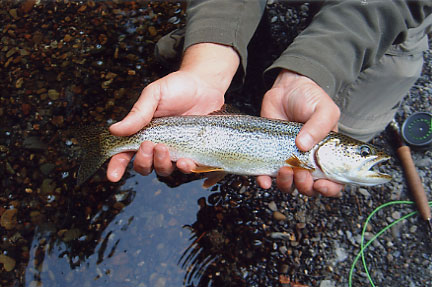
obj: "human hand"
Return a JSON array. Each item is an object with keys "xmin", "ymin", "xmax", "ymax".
[
  {"xmin": 107, "ymin": 43, "xmax": 240, "ymax": 182},
  {"xmin": 257, "ymin": 69, "xmax": 343, "ymax": 197}
]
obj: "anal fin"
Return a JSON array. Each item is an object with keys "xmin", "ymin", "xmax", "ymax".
[{"xmin": 191, "ymin": 165, "xmax": 225, "ymax": 173}]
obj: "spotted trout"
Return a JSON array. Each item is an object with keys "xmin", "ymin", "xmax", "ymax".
[{"xmin": 75, "ymin": 114, "xmax": 392, "ymax": 186}]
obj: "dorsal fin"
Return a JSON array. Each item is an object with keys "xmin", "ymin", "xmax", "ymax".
[{"xmin": 209, "ymin": 104, "xmax": 245, "ymax": 115}]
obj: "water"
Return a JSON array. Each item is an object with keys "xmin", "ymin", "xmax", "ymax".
[{"xmin": 23, "ymin": 171, "xmax": 206, "ymax": 286}]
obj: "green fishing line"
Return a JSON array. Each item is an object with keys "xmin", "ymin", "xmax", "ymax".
[{"xmin": 348, "ymin": 200, "xmax": 432, "ymax": 287}]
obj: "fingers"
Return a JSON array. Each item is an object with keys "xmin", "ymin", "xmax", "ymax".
[
  {"xmin": 109, "ymin": 83, "xmax": 160, "ymax": 136},
  {"xmin": 257, "ymin": 175, "xmax": 272, "ymax": 189},
  {"xmin": 134, "ymin": 142, "xmax": 175, "ymax": 177},
  {"xmin": 176, "ymin": 158, "xmax": 197, "ymax": 174},
  {"xmin": 107, "ymin": 152, "xmax": 135, "ymax": 182},
  {"xmin": 276, "ymin": 166, "xmax": 294, "ymax": 192},
  {"xmin": 296, "ymin": 100, "xmax": 340, "ymax": 151},
  {"xmin": 133, "ymin": 141, "xmax": 156, "ymax": 176},
  {"xmin": 153, "ymin": 144, "xmax": 175, "ymax": 176},
  {"xmin": 293, "ymin": 169, "xmax": 319, "ymax": 197},
  {"xmin": 261, "ymin": 166, "xmax": 343, "ymax": 197},
  {"xmin": 313, "ymin": 179, "xmax": 343, "ymax": 197}
]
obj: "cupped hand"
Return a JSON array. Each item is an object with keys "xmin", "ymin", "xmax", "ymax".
[
  {"xmin": 107, "ymin": 70, "xmax": 224, "ymax": 182},
  {"xmin": 106, "ymin": 43, "xmax": 240, "ymax": 182},
  {"xmin": 257, "ymin": 69, "xmax": 343, "ymax": 197}
]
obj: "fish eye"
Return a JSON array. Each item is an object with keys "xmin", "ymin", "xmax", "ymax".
[{"xmin": 359, "ymin": 145, "xmax": 372, "ymax": 157}]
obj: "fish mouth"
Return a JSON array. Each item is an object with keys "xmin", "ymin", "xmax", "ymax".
[{"xmin": 359, "ymin": 155, "xmax": 392, "ymax": 184}]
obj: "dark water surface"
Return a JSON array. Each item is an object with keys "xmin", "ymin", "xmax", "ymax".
[{"xmin": 24, "ymin": 172, "xmax": 205, "ymax": 287}]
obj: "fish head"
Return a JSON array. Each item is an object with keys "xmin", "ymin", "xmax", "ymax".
[{"xmin": 315, "ymin": 134, "xmax": 392, "ymax": 186}]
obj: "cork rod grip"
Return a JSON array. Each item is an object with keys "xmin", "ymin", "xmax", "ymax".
[{"xmin": 396, "ymin": 145, "xmax": 431, "ymax": 220}]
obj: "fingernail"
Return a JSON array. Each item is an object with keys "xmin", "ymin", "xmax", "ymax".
[
  {"xmin": 110, "ymin": 169, "xmax": 120, "ymax": 181},
  {"xmin": 110, "ymin": 122, "xmax": 123, "ymax": 131},
  {"xmin": 298, "ymin": 132, "xmax": 314, "ymax": 150}
]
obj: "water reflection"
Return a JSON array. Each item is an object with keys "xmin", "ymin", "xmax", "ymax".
[
  {"xmin": 19, "ymin": 167, "xmax": 302, "ymax": 287},
  {"xmin": 23, "ymin": 170, "xmax": 202, "ymax": 286}
]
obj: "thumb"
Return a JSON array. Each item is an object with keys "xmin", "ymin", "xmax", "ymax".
[
  {"xmin": 296, "ymin": 104, "xmax": 340, "ymax": 151},
  {"xmin": 109, "ymin": 84, "xmax": 160, "ymax": 136}
]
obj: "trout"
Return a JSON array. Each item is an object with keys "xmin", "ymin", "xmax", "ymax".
[{"xmin": 74, "ymin": 114, "xmax": 392, "ymax": 186}]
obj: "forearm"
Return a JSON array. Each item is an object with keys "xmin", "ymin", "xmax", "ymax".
[
  {"xmin": 265, "ymin": 0, "xmax": 431, "ymax": 97},
  {"xmin": 185, "ymin": 0, "xmax": 266, "ymax": 76}
]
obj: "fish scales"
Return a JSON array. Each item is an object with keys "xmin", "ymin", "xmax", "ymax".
[
  {"xmin": 132, "ymin": 115, "xmax": 309, "ymax": 176},
  {"xmin": 74, "ymin": 114, "xmax": 392, "ymax": 186}
]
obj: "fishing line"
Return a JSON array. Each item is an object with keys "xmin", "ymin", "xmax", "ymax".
[{"xmin": 348, "ymin": 200, "xmax": 432, "ymax": 287}]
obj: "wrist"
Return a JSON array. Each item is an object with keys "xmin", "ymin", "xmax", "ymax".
[
  {"xmin": 273, "ymin": 69, "xmax": 306, "ymax": 88},
  {"xmin": 180, "ymin": 43, "xmax": 240, "ymax": 93}
]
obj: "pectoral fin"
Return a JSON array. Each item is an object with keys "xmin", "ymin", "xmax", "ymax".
[
  {"xmin": 191, "ymin": 165, "xmax": 225, "ymax": 173},
  {"xmin": 285, "ymin": 155, "xmax": 315, "ymax": 171}
]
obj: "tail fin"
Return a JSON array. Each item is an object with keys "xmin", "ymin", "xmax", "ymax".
[{"xmin": 73, "ymin": 126, "xmax": 117, "ymax": 186}]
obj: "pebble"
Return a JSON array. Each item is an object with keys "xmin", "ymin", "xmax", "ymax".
[
  {"xmin": 268, "ymin": 201, "xmax": 277, "ymax": 212},
  {"xmin": 40, "ymin": 178, "xmax": 56, "ymax": 194},
  {"xmin": 40, "ymin": 163, "xmax": 55, "ymax": 176},
  {"xmin": 415, "ymin": 157, "xmax": 432, "ymax": 167},
  {"xmin": 392, "ymin": 211, "xmax": 401, "ymax": 220},
  {"xmin": 319, "ymin": 280, "xmax": 336, "ymax": 287},
  {"xmin": 62, "ymin": 228, "xmax": 81, "ymax": 242},
  {"xmin": 334, "ymin": 247, "xmax": 348, "ymax": 263},
  {"xmin": 48, "ymin": 89, "xmax": 60, "ymax": 100},
  {"xmin": 296, "ymin": 222, "xmax": 306, "ymax": 229},
  {"xmin": 279, "ymin": 264, "xmax": 289, "ymax": 274},
  {"xmin": 1, "ymin": 208, "xmax": 18, "ymax": 230},
  {"xmin": 23, "ymin": 136, "xmax": 47, "ymax": 150},
  {"xmin": 15, "ymin": 77, "xmax": 24, "ymax": 89},
  {"xmin": 0, "ymin": 254, "xmax": 16, "ymax": 272},
  {"xmin": 273, "ymin": 211, "xmax": 287, "ymax": 221},
  {"xmin": 20, "ymin": 0, "xmax": 36, "ymax": 13},
  {"xmin": 358, "ymin": 188, "xmax": 371, "ymax": 197},
  {"xmin": 8, "ymin": 8, "xmax": 18, "ymax": 19},
  {"xmin": 148, "ymin": 26, "xmax": 157, "ymax": 37}
]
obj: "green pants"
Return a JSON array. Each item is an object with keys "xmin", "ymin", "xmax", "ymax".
[
  {"xmin": 336, "ymin": 14, "xmax": 431, "ymax": 142},
  {"xmin": 337, "ymin": 51, "xmax": 424, "ymax": 142}
]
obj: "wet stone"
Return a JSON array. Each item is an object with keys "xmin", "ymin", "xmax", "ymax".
[
  {"xmin": 1, "ymin": 208, "xmax": 18, "ymax": 230},
  {"xmin": 23, "ymin": 136, "xmax": 47, "ymax": 150},
  {"xmin": 0, "ymin": 254, "xmax": 16, "ymax": 272},
  {"xmin": 40, "ymin": 163, "xmax": 55, "ymax": 176},
  {"xmin": 392, "ymin": 211, "xmax": 401, "ymax": 220},
  {"xmin": 48, "ymin": 89, "xmax": 60, "ymax": 100},
  {"xmin": 296, "ymin": 222, "xmax": 306, "ymax": 229},
  {"xmin": 273, "ymin": 211, "xmax": 287, "ymax": 221},
  {"xmin": 61, "ymin": 228, "xmax": 81, "ymax": 242},
  {"xmin": 268, "ymin": 201, "xmax": 277, "ymax": 212},
  {"xmin": 5, "ymin": 161, "xmax": 14, "ymax": 175},
  {"xmin": 40, "ymin": 178, "xmax": 56, "ymax": 194},
  {"xmin": 320, "ymin": 280, "xmax": 336, "ymax": 287},
  {"xmin": 8, "ymin": 9, "xmax": 18, "ymax": 19}
]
